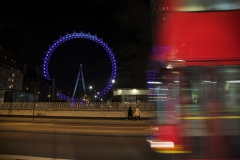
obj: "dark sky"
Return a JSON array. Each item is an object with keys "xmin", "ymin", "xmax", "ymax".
[{"xmin": 0, "ymin": 0, "xmax": 152, "ymax": 98}]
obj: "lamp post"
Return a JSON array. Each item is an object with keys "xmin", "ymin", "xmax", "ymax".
[
  {"xmin": 52, "ymin": 76, "xmax": 55, "ymax": 100},
  {"xmin": 33, "ymin": 83, "xmax": 37, "ymax": 121},
  {"xmin": 48, "ymin": 86, "xmax": 51, "ymax": 102},
  {"xmin": 112, "ymin": 79, "xmax": 115, "ymax": 90},
  {"xmin": 9, "ymin": 85, "xmax": 12, "ymax": 102},
  {"xmin": 112, "ymin": 79, "xmax": 115, "ymax": 101},
  {"xmin": 48, "ymin": 94, "xmax": 50, "ymax": 102},
  {"xmin": 89, "ymin": 86, "xmax": 92, "ymax": 102}
]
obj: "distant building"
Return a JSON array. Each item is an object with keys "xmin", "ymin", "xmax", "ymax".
[
  {"xmin": 0, "ymin": 48, "xmax": 24, "ymax": 102},
  {"xmin": 22, "ymin": 66, "xmax": 61, "ymax": 102},
  {"xmin": 0, "ymin": 50, "xmax": 55, "ymax": 102},
  {"xmin": 0, "ymin": 27, "xmax": 26, "ymax": 102},
  {"xmin": 113, "ymin": 88, "xmax": 151, "ymax": 102},
  {"xmin": 0, "ymin": 27, "xmax": 57, "ymax": 102}
]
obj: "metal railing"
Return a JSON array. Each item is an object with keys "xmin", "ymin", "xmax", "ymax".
[{"xmin": 0, "ymin": 102, "xmax": 157, "ymax": 110}]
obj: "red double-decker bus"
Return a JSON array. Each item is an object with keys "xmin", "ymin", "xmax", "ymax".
[{"xmin": 147, "ymin": 1, "xmax": 240, "ymax": 159}]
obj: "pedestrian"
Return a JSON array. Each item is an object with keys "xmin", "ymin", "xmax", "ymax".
[
  {"xmin": 134, "ymin": 106, "xmax": 142, "ymax": 121},
  {"xmin": 127, "ymin": 106, "xmax": 134, "ymax": 120}
]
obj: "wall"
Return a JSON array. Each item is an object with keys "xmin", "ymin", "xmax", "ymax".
[{"xmin": 0, "ymin": 102, "xmax": 158, "ymax": 119}]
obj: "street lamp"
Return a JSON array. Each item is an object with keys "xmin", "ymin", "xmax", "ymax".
[
  {"xmin": 89, "ymin": 86, "xmax": 92, "ymax": 101},
  {"xmin": 112, "ymin": 79, "xmax": 115, "ymax": 90},
  {"xmin": 9, "ymin": 85, "xmax": 12, "ymax": 103},
  {"xmin": 112, "ymin": 79, "xmax": 115, "ymax": 101},
  {"xmin": 48, "ymin": 94, "xmax": 50, "ymax": 102}
]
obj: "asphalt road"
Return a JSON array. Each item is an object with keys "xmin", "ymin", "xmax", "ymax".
[
  {"xmin": 0, "ymin": 117, "xmax": 157, "ymax": 136},
  {"xmin": 2, "ymin": 117, "xmax": 240, "ymax": 159},
  {"xmin": 0, "ymin": 117, "xmax": 172, "ymax": 160},
  {"xmin": 0, "ymin": 131, "xmax": 173, "ymax": 160}
]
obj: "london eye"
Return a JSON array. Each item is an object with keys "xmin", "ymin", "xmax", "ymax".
[{"xmin": 42, "ymin": 32, "xmax": 117, "ymax": 101}]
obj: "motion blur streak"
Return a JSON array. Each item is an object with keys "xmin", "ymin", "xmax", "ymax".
[
  {"xmin": 147, "ymin": 0, "xmax": 240, "ymax": 159},
  {"xmin": 178, "ymin": 115, "xmax": 240, "ymax": 120},
  {"xmin": 150, "ymin": 141, "xmax": 174, "ymax": 148}
]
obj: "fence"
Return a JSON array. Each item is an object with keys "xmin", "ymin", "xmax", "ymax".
[{"xmin": 0, "ymin": 102, "xmax": 158, "ymax": 118}]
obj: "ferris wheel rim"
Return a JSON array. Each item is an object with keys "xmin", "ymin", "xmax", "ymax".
[{"xmin": 43, "ymin": 32, "xmax": 117, "ymax": 100}]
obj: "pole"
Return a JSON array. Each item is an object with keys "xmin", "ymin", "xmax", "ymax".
[
  {"xmin": 112, "ymin": 80, "xmax": 115, "ymax": 101},
  {"xmin": 33, "ymin": 83, "xmax": 36, "ymax": 121},
  {"xmin": 89, "ymin": 86, "xmax": 92, "ymax": 102},
  {"xmin": 52, "ymin": 76, "xmax": 55, "ymax": 100},
  {"xmin": 47, "ymin": 86, "xmax": 50, "ymax": 102}
]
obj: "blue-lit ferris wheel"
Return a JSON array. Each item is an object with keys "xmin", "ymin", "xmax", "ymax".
[{"xmin": 43, "ymin": 32, "xmax": 117, "ymax": 100}]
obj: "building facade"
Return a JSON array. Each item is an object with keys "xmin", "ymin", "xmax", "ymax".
[{"xmin": 0, "ymin": 49, "xmax": 23, "ymax": 102}]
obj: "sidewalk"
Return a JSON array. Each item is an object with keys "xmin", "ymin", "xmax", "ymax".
[{"xmin": 0, "ymin": 116, "xmax": 157, "ymax": 126}]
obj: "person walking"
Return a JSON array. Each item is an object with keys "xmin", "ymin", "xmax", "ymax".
[
  {"xmin": 127, "ymin": 106, "xmax": 134, "ymax": 120},
  {"xmin": 134, "ymin": 106, "xmax": 142, "ymax": 121}
]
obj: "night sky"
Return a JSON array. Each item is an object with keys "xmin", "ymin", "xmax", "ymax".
[{"xmin": 0, "ymin": 0, "xmax": 152, "ymax": 99}]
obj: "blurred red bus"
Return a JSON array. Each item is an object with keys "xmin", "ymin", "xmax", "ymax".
[{"xmin": 147, "ymin": 0, "xmax": 240, "ymax": 159}]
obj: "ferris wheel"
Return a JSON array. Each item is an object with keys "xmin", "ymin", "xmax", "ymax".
[{"xmin": 42, "ymin": 32, "xmax": 117, "ymax": 101}]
